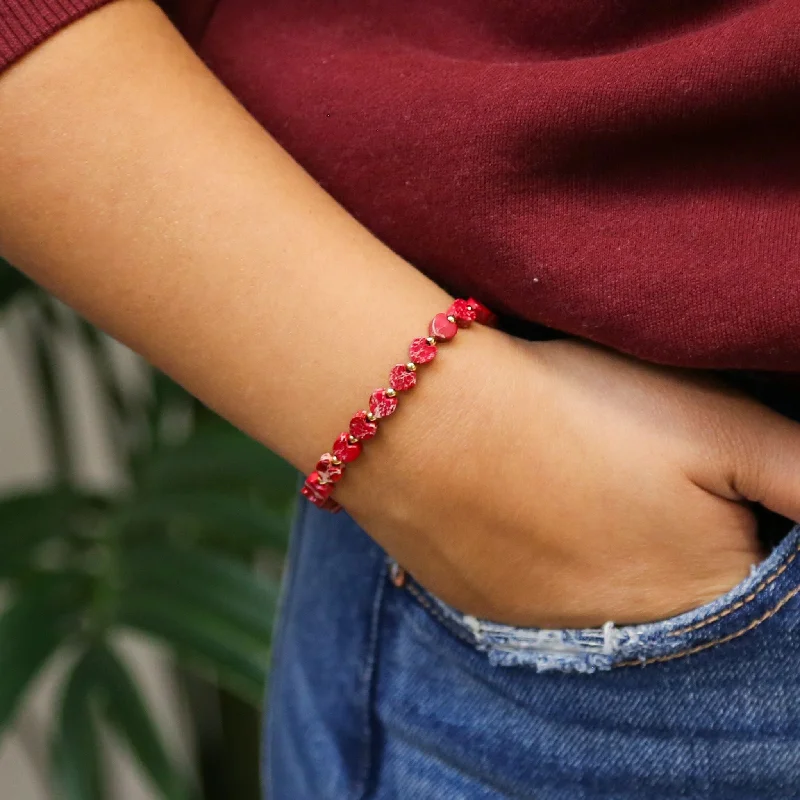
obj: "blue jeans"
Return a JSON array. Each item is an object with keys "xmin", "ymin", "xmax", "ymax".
[{"xmin": 264, "ymin": 492, "xmax": 800, "ymax": 799}]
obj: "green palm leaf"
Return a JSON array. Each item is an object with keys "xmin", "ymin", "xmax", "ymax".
[
  {"xmin": 138, "ymin": 428, "xmax": 298, "ymax": 504},
  {"xmin": 117, "ymin": 590, "xmax": 268, "ymax": 704},
  {"xmin": 0, "ymin": 489, "xmax": 104, "ymax": 577},
  {"xmin": 91, "ymin": 645, "xmax": 189, "ymax": 799},
  {"xmin": 117, "ymin": 492, "xmax": 291, "ymax": 551},
  {"xmin": 121, "ymin": 543, "xmax": 280, "ymax": 640},
  {"xmin": 0, "ymin": 582, "xmax": 77, "ymax": 738},
  {"xmin": 0, "ymin": 258, "xmax": 34, "ymax": 310},
  {"xmin": 52, "ymin": 650, "xmax": 104, "ymax": 800}
]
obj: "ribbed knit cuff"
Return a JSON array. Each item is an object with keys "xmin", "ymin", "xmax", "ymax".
[{"xmin": 0, "ymin": 0, "xmax": 114, "ymax": 74}]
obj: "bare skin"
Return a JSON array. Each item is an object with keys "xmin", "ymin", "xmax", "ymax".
[{"xmin": 1, "ymin": 0, "xmax": 799, "ymax": 629}]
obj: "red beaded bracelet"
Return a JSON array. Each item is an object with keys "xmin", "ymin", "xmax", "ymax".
[{"xmin": 300, "ymin": 298, "xmax": 496, "ymax": 512}]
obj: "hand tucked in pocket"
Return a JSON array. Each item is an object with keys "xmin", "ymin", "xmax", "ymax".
[{"xmin": 337, "ymin": 328, "xmax": 800, "ymax": 629}]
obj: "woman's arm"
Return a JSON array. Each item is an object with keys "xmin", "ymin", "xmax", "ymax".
[
  {"xmin": 0, "ymin": 0, "xmax": 460, "ymax": 475},
  {"xmin": 3, "ymin": 0, "xmax": 800, "ymax": 629}
]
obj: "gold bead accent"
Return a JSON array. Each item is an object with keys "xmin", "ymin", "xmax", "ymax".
[
  {"xmin": 426, "ymin": 336, "xmax": 436, "ymax": 346},
  {"xmin": 467, "ymin": 304, "xmax": 474, "ymax": 310},
  {"xmin": 406, "ymin": 362, "xmax": 417, "ymax": 372},
  {"xmin": 348, "ymin": 434, "xmax": 359, "ymax": 445},
  {"xmin": 366, "ymin": 411, "xmax": 376, "ymax": 422},
  {"xmin": 385, "ymin": 387, "xmax": 397, "ymax": 398},
  {"xmin": 331, "ymin": 456, "xmax": 342, "ymax": 466},
  {"xmin": 446, "ymin": 315, "xmax": 456, "ymax": 324}
]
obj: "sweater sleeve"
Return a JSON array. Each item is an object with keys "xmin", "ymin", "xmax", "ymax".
[{"xmin": 0, "ymin": 0, "xmax": 115, "ymax": 73}]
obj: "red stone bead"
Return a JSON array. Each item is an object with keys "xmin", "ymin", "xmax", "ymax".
[
  {"xmin": 301, "ymin": 485, "xmax": 325, "ymax": 507},
  {"xmin": 349, "ymin": 410, "xmax": 378, "ymax": 440},
  {"xmin": 301, "ymin": 486, "xmax": 324, "ymax": 507},
  {"xmin": 302, "ymin": 471, "xmax": 333, "ymax": 504},
  {"xmin": 315, "ymin": 452, "xmax": 344, "ymax": 484},
  {"xmin": 447, "ymin": 299, "xmax": 477, "ymax": 327},
  {"xmin": 320, "ymin": 497, "xmax": 343, "ymax": 513},
  {"xmin": 409, "ymin": 337, "xmax": 437, "ymax": 364},
  {"xmin": 467, "ymin": 297, "xmax": 497, "ymax": 327},
  {"xmin": 389, "ymin": 363, "xmax": 417, "ymax": 391},
  {"xmin": 429, "ymin": 312, "xmax": 458, "ymax": 342},
  {"xmin": 332, "ymin": 432, "xmax": 362, "ymax": 463},
  {"xmin": 369, "ymin": 388, "xmax": 398, "ymax": 418}
]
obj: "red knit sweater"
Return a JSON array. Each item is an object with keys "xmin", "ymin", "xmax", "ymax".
[{"xmin": 2, "ymin": 0, "xmax": 799, "ymax": 376}]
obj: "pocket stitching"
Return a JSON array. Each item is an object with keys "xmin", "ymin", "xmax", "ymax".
[
  {"xmin": 617, "ymin": 579, "xmax": 800, "ymax": 668},
  {"xmin": 666, "ymin": 541, "xmax": 800, "ymax": 637},
  {"xmin": 402, "ymin": 536, "xmax": 800, "ymax": 672},
  {"xmin": 405, "ymin": 581, "xmax": 479, "ymax": 648}
]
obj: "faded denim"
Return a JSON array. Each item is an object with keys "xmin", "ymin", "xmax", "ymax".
[
  {"xmin": 264, "ymin": 494, "xmax": 800, "ymax": 799},
  {"xmin": 403, "ymin": 525, "xmax": 800, "ymax": 672}
]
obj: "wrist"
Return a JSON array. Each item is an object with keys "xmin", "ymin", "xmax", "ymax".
[
  {"xmin": 332, "ymin": 320, "xmax": 530, "ymax": 521},
  {"xmin": 300, "ymin": 296, "xmax": 493, "ymax": 511}
]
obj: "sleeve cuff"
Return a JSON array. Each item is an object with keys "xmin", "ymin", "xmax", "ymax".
[{"xmin": 0, "ymin": 0, "xmax": 115, "ymax": 74}]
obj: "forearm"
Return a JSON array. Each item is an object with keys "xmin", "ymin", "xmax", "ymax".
[{"xmin": 0, "ymin": 0, "xmax": 460, "ymax": 478}]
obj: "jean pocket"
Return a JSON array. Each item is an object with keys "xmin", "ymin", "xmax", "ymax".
[{"xmin": 393, "ymin": 522, "xmax": 800, "ymax": 674}]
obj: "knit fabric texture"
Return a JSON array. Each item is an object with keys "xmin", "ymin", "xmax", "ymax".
[
  {"xmin": 2, "ymin": 0, "xmax": 799, "ymax": 374},
  {"xmin": 199, "ymin": 0, "xmax": 800, "ymax": 372},
  {"xmin": 0, "ymin": 0, "xmax": 114, "ymax": 72}
]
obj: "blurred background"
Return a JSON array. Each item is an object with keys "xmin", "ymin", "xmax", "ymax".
[{"xmin": 0, "ymin": 257, "xmax": 296, "ymax": 799}]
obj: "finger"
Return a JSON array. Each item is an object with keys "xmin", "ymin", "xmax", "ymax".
[{"xmin": 731, "ymin": 410, "xmax": 800, "ymax": 524}]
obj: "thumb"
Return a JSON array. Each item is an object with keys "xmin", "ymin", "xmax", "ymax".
[{"xmin": 730, "ymin": 408, "xmax": 800, "ymax": 524}]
